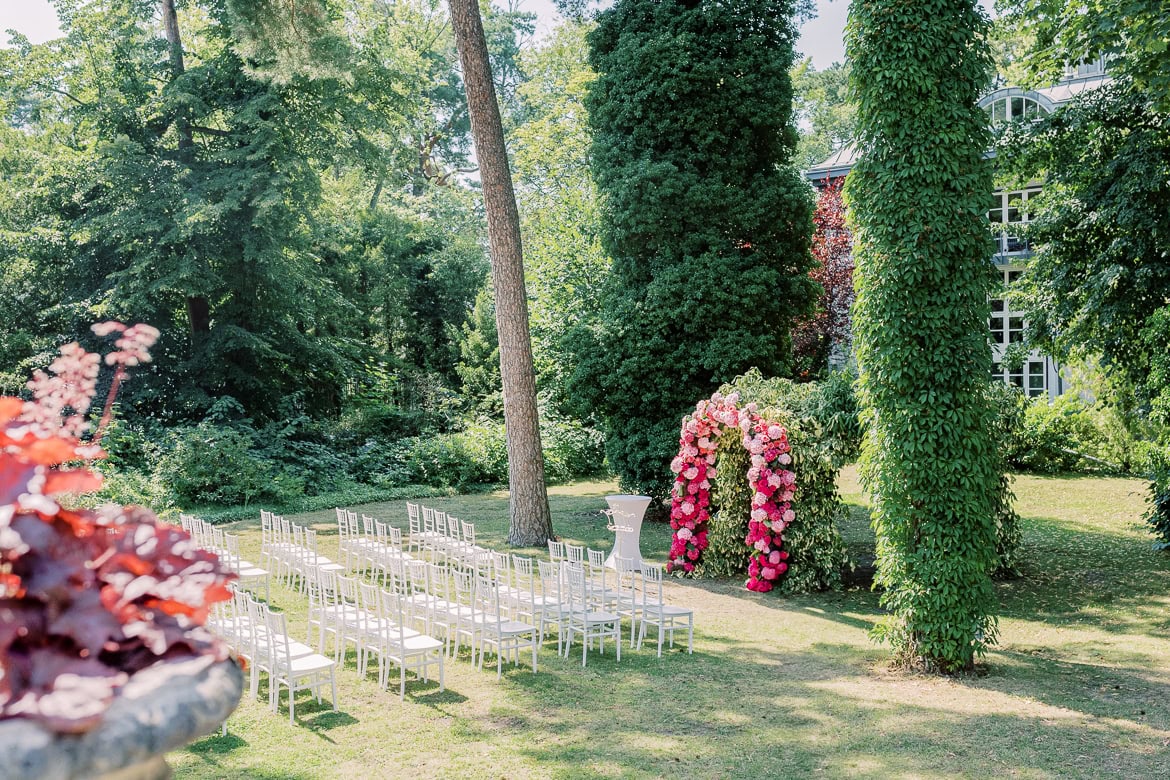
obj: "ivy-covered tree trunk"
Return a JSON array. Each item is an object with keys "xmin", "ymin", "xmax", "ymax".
[
  {"xmin": 447, "ymin": 0, "xmax": 553, "ymax": 545},
  {"xmin": 580, "ymin": 0, "xmax": 816, "ymax": 499},
  {"xmin": 845, "ymin": 0, "xmax": 1000, "ymax": 672}
]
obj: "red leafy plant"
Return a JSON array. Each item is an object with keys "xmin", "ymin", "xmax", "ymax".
[{"xmin": 0, "ymin": 324, "xmax": 235, "ymax": 733}]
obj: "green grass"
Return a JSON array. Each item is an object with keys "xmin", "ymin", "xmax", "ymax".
[{"xmin": 173, "ymin": 471, "xmax": 1170, "ymax": 779}]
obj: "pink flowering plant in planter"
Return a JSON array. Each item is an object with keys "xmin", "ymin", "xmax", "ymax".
[
  {"xmin": 667, "ymin": 391, "xmax": 796, "ymax": 592},
  {"xmin": 0, "ymin": 324, "xmax": 235, "ymax": 733}
]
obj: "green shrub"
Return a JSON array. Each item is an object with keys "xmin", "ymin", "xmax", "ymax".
[
  {"xmin": 699, "ymin": 369, "xmax": 849, "ymax": 593},
  {"xmin": 400, "ymin": 418, "xmax": 606, "ymax": 489},
  {"xmin": 156, "ymin": 422, "xmax": 302, "ymax": 507},
  {"xmin": 541, "ymin": 419, "xmax": 607, "ymax": 483},
  {"xmin": 1012, "ymin": 394, "xmax": 1107, "ymax": 473},
  {"xmin": 1146, "ymin": 447, "xmax": 1170, "ymax": 550}
]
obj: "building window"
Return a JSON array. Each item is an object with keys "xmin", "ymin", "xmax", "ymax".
[
  {"xmin": 989, "ymin": 189, "xmax": 1041, "ymax": 255},
  {"xmin": 989, "ymin": 268, "xmax": 1047, "ymax": 397},
  {"xmin": 986, "ymin": 95, "xmax": 1048, "ymax": 129}
]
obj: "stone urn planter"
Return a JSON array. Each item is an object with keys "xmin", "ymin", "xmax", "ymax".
[{"xmin": 0, "ymin": 655, "xmax": 243, "ymax": 780}]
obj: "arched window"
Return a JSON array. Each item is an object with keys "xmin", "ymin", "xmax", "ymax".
[{"xmin": 985, "ymin": 95, "xmax": 1048, "ymax": 128}]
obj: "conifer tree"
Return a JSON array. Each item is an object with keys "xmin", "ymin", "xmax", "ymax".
[{"xmin": 577, "ymin": 0, "xmax": 817, "ymax": 498}]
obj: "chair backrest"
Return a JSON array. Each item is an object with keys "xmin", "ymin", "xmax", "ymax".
[
  {"xmin": 434, "ymin": 511, "xmax": 447, "ymax": 537},
  {"xmin": 336, "ymin": 572, "xmax": 360, "ymax": 604},
  {"xmin": 614, "ymin": 555, "xmax": 638, "ymax": 600},
  {"xmin": 388, "ymin": 525, "xmax": 404, "ymax": 548},
  {"xmin": 379, "ymin": 587, "xmax": 409, "ymax": 640},
  {"xmin": 474, "ymin": 572, "xmax": 503, "ymax": 625},
  {"xmin": 407, "ymin": 560, "xmax": 430, "ymax": 598},
  {"xmin": 565, "ymin": 543, "xmax": 585, "ymax": 566},
  {"xmin": 358, "ymin": 580, "xmax": 381, "ymax": 620},
  {"xmin": 222, "ymin": 533, "xmax": 242, "ymax": 573},
  {"xmin": 426, "ymin": 561, "xmax": 450, "ymax": 603},
  {"xmin": 362, "ymin": 514, "xmax": 376, "ymax": 538},
  {"xmin": 586, "ymin": 548, "xmax": 608, "ymax": 591},
  {"xmin": 511, "ymin": 555, "xmax": 536, "ymax": 601},
  {"xmin": 335, "ymin": 508, "xmax": 349, "ymax": 542},
  {"xmin": 547, "ymin": 540, "xmax": 565, "ymax": 563},
  {"xmin": 537, "ymin": 560, "xmax": 563, "ymax": 602},
  {"xmin": 385, "ymin": 556, "xmax": 408, "ymax": 595},
  {"xmin": 491, "ymin": 551, "xmax": 511, "ymax": 584},
  {"xmin": 446, "ymin": 516, "xmax": 462, "ymax": 543},
  {"xmin": 639, "ymin": 563, "xmax": 665, "ymax": 608},
  {"xmin": 563, "ymin": 563, "xmax": 590, "ymax": 615},
  {"xmin": 264, "ymin": 606, "xmax": 293, "ymax": 669},
  {"xmin": 303, "ymin": 528, "xmax": 321, "ymax": 565},
  {"xmin": 452, "ymin": 567, "xmax": 475, "ymax": 609},
  {"xmin": 346, "ymin": 510, "xmax": 360, "ymax": 540},
  {"xmin": 461, "ymin": 520, "xmax": 475, "ymax": 546},
  {"xmin": 374, "ymin": 519, "xmax": 389, "ymax": 545}
]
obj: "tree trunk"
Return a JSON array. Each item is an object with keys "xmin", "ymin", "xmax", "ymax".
[
  {"xmin": 161, "ymin": 0, "xmax": 210, "ymax": 345},
  {"xmin": 446, "ymin": 0, "xmax": 553, "ymax": 546}
]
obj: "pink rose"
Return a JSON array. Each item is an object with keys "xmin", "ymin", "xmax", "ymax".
[
  {"xmin": 762, "ymin": 566, "xmax": 777, "ymax": 580},
  {"xmin": 783, "ymin": 509, "xmax": 795, "ymax": 523},
  {"xmin": 686, "ymin": 548, "xmax": 700, "ymax": 561},
  {"xmin": 778, "ymin": 453, "xmax": 791, "ymax": 465},
  {"xmin": 767, "ymin": 424, "xmax": 783, "ymax": 440},
  {"xmin": 683, "ymin": 562, "xmax": 695, "ymax": 573},
  {"xmin": 677, "ymin": 527, "xmax": 693, "ymax": 541},
  {"xmin": 768, "ymin": 550, "xmax": 781, "ymax": 565}
]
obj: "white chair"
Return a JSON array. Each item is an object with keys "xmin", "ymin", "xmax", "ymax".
[
  {"xmin": 637, "ymin": 565, "xmax": 694, "ymax": 657},
  {"xmin": 263, "ymin": 607, "xmax": 338, "ymax": 724},
  {"xmin": 562, "ymin": 563, "xmax": 621, "ymax": 668},
  {"xmin": 223, "ymin": 532, "xmax": 270, "ymax": 602},
  {"xmin": 536, "ymin": 560, "xmax": 568, "ymax": 655},
  {"xmin": 378, "ymin": 587, "xmax": 445, "ymax": 700},
  {"xmin": 473, "ymin": 573, "xmax": 539, "ymax": 680},
  {"xmin": 547, "ymin": 539, "xmax": 565, "ymax": 564}
]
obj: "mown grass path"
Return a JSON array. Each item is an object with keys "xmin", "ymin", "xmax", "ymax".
[{"xmin": 173, "ymin": 471, "xmax": 1170, "ymax": 778}]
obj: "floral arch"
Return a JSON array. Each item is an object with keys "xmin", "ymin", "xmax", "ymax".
[{"xmin": 667, "ymin": 391, "xmax": 796, "ymax": 592}]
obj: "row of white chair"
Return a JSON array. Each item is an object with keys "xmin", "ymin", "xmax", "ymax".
[
  {"xmin": 260, "ymin": 510, "xmax": 345, "ymax": 593},
  {"xmin": 305, "ymin": 565, "xmax": 447, "ymax": 696},
  {"xmin": 406, "ymin": 503, "xmax": 490, "ymax": 565},
  {"xmin": 180, "ymin": 513, "xmax": 270, "ymax": 600},
  {"xmin": 211, "ymin": 588, "xmax": 337, "ymax": 724}
]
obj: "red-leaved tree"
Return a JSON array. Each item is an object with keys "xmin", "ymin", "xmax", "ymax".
[{"xmin": 792, "ymin": 177, "xmax": 854, "ymax": 378}]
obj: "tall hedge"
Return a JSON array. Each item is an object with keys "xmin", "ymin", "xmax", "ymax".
[
  {"xmin": 845, "ymin": 0, "xmax": 1001, "ymax": 671},
  {"xmin": 575, "ymin": 0, "xmax": 817, "ymax": 498}
]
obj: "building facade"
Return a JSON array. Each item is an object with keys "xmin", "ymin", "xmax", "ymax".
[{"xmin": 804, "ymin": 64, "xmax": 1110, "ymax": 400}]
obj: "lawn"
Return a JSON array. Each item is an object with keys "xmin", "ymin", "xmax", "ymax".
[{"xmin": 173, "ymin": 469, "xmax": 1170, "ymax": 779}]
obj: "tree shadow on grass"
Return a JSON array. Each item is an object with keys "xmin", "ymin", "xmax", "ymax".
[{"xmin": 503, "ymin": 640, "xmax": 1170, "ymax": 779}]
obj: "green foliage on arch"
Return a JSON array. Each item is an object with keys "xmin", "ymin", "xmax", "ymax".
[{"xmin": 701, "ymin": 370, "xmax": 852, "ymax": 594}]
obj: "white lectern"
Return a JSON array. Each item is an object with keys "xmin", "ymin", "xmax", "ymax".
[{"xmin": 603, "ymin": 494, "xmax": 651, "ymax": 571}]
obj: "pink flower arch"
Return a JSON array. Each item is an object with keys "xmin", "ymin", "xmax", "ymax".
[{"xmin": 667, "ymin": 391, "xmax": 795, "ymax": 592}]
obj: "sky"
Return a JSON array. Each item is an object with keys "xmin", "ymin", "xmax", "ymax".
[{"xmin": 1, "ymin": 0, "xmax": 850, "ymax": 69}]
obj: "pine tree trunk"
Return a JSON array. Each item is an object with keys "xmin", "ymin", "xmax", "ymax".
[
  {"xmin": 446, "ymin": 0, "xmax": 553, "ymax": 546},
  {"xmin": 161, "ymin": 0, "xmax": 210, "ymax": 345}
]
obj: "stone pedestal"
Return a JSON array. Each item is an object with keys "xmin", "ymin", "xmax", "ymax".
[{"xmin": 0, "ymin": 655, "xmax": 243, "ymax": 780}]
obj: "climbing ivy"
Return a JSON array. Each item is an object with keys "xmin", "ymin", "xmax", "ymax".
[{"xmin": 844, "ymin": 0, "xmax": 1001, "ymax": 671}]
